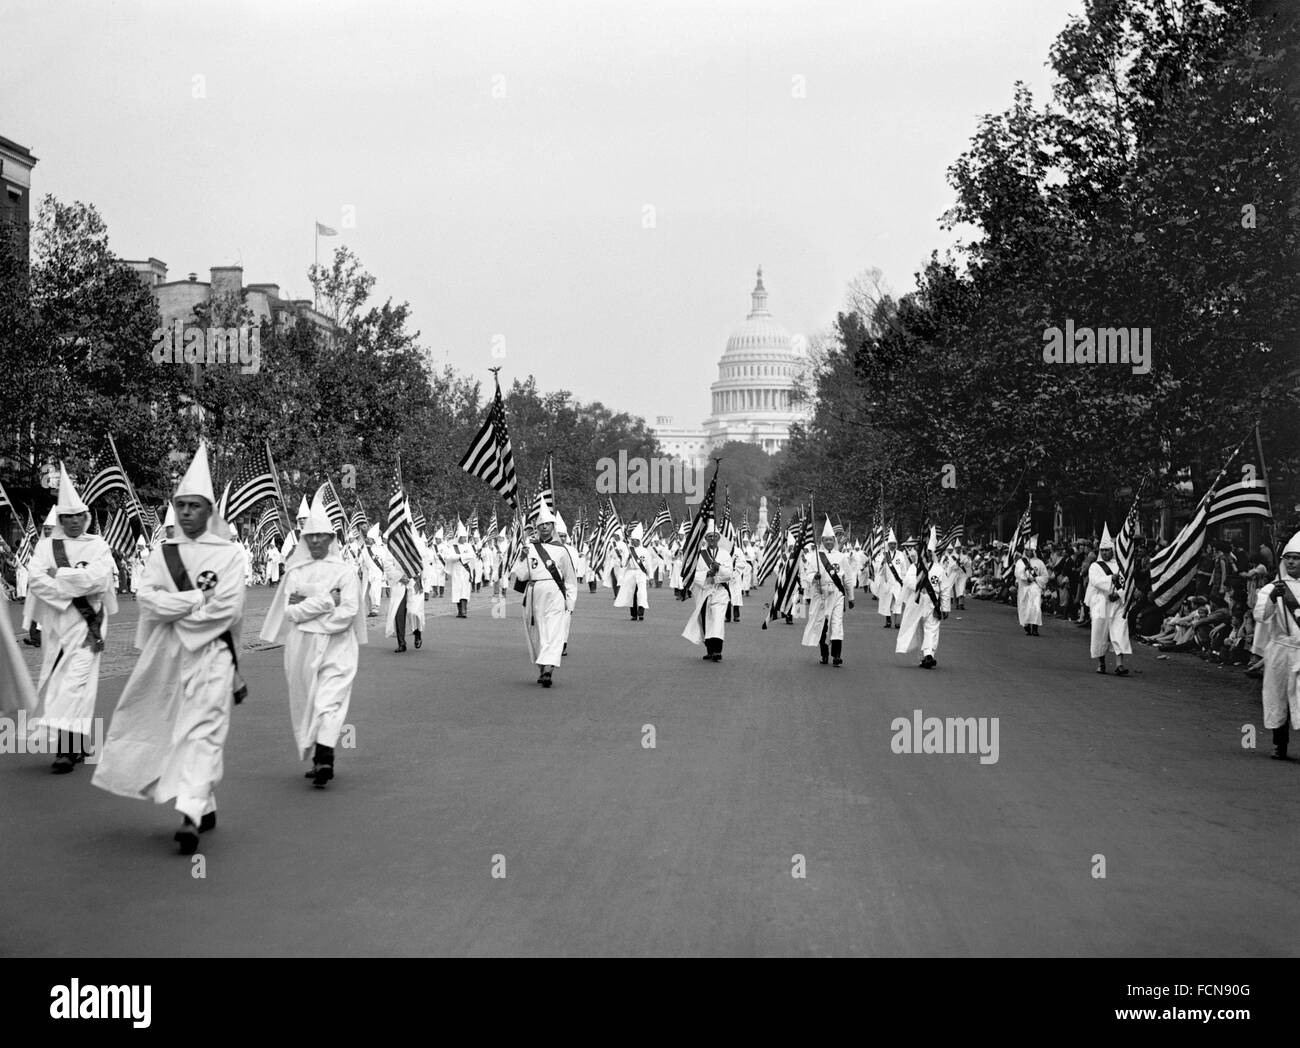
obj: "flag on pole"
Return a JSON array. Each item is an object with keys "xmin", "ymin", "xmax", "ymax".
[
  {"xmin": 1149, "ymin": 434, "xmax": 1252, "ymax": 607},
  {"xmin": 0, "ymin": 477, "xmax": 13, "ymax": 515},
  {"xmin": 528, "ymin": 458, "xmax": 554, "ymax": 525},
  {"xmin": 487, "ymin": 506, "xmax": 498, "ymax": 539},
  {"xmin": 459, "ymin": 372, "xmax": 520, "ymax": 509},
  {"xmin": 593, "ymin": 498, "xmax": 624, "ymax": 576},
  {"xmin": 384, "ymin": 473, "xmax": 424, "ymax": 579},
  {"xmin": 316, "ymin": 221, "xmax": 338, "ymax": 236},
  {"xmin": 649, "ymin": 496, "xmax": 672, "ymax": 539},
  {"xmin": 679, "ymin": 465, "xmax": 720, "ymax": 591},
  {"xmin": 1115, "ymin": 480, "xmax": 1145, "ymax": 613},
  {"xmin": 755, "ymin": 501, "xmax": 783, "ymax": 585},
  {"xmin": 222, "ymin": 445, "xmax": 281, "ymax": 522},
  {"xmin": 769, "ymin": 506, "xmax": 811, "ymax": 620},
  {"xmin": 1205, "ymin": 457, "xmax": 1271, "ymax": 526},
  {"xmin": 719, "ymin": 487, "xmax": 739, "ymax": 545},
  {"xmin": 103, "ymin": 509, "xmax": 136, "ymax": 558},
  {"xmin": 1002, "ymin": 495, "xmax": 1032, "ymax": 582},
  {"xmin": 938, "ymin": 521, "xmax": 965, "ymax": 551},
  {"xmin": 80, "ymin": 453, "xmax": 129, "ymax": 506},
  {"xmin": 16, "ymin": 509, "xmax": 37, "ymax": 566},
  {"xmin": 314, "ymin": 480, "xmax": 347, "ymax": 536},
  {"xmin": 105, "ymin": 434, "xmax": 148, "ymax": 534}
]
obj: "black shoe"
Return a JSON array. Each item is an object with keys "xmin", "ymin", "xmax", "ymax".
[
  {"xmin": 921, "ymin": 655, "xmax": 936, "ymax": 669},
  {"xmin": 562, "ymin": 643, "xmax": 568, "ymax": 657},
  {"xmin": 1024, "ymin": 625, "xmax": 1032, "ymax": 635},
  {"xmin": 711, "ymin": 653, "xmax": 722, "ymax": 662},
  {"xmin": 1097, "ymin": 663, "xmax": 1107, "ymax": 674},
  {"xmin": 894, "ymin": 623, "xmax": 900, "ymax": 629},
  {"xmin": 703, "ymin": 652, "xmax": 714, "ymax": 660},
  {"xmin": 395, "ymin": 644, "xmax": 407, "ymax": 653},
  {"xmin": 540, "ymin": 671, "xmax": 553, "ymax": 688},
  {"xmin": 413, "ymin": 631, "xmax": 422, "ymax": 649},
  {"xmin": 820, "ymin": 655, "xmax": 829, "ymax": 665},
  {"xmin": 1271, "ymin": 750, "xmax": 1293, "ymax": 761},
  {"xmin": 51, "ymin": 755, "xmax": 75, "ymax": 774},
  {"xmin": 1114, "ymin": 665, "xmax": 1130, "ymax": 677},
  {"xmin": 883, "ymin": 620, "xmax": 892, "ymax": 629},
  {"xmin": 833, "ymin": 658, "xmax": 843, "ymax": 667},
  {"xmin": 311, "ymin": 763, "xmax": 334, "ymax": 787},
  {"xmin": 1031, "ymin": 625, "xmax": 1039, "ymax": 636},
  {"xmin": 199, "ymin": 812, "xmax": 216, "ymax": 833},
  {"xmin": 174, "ymin": 818, "xmax": 200, "ymax": 855}
]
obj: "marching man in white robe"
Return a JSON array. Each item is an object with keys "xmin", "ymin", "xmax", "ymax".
[
  {"xmin": 93, "ymin": 439, "xmax": 247, "ymax": 856},
  {"xmin": 25, "ymin": 465, "xmax": 117, "ymax": 771},
  {"xmin": 1254, "ymin": 531, "xmax": 1300, "ymax": 760},
  {"xmin": 383, "ymin": 536, "xmax": 423, "ymax": 653},
  {"xmin": 265, "ymin": 541, "xmax": 284, "ymax": 585},
  {"xmin": 1086, "ymin": 524, "xmax": 1131, "ymax": 675},
  {"xmin": 510, "ymin": 503, "xmax": 577, "ymax": 688},
  {"xmin": 260, "ymin": 493, "xmax": 367, "ymax": 787},
  {"xmin": 802, "ymin": 516, "xmax": 854, "ymax": 666},
  {"xmin": 448, "ymin": 521, "xmax": 474, "ymax": 618},
  {"xmin": 614, "ymin": 522, "xmax": 651, "ymax": 622},
  {"xmin": 1015, "ymin": 535, "xmax": 1048, "ymax": 636},
  {"xmin": 682, "ymin": 520, "xmax": 734, "ymax": 661},
  {"xmin": 875, "ymin": 530, "xmax": 906, "ymax": 629},
  {"xmin": 896, "ymin": 527, "xmax": 950, "ymax": 669}
]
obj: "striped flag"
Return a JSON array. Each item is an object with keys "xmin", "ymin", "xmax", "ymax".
[
  {"xmin": 16, "ymin": 509, "xmax": 37, "ymax": 566},
  {"xmin": 719, "ymin": 487, "xmax": 739, "ymax": 545},
  {"xmin": 1115, "ymin": 483, "xmax": 1145, "ymax": 612},
  {"xmin": 755, "ymin": 501, "xmax": 783, "ymax": 585},
  {"xmin": 410, "ymin": 502, "xmax": 429, "ymax": 538},
  {"xmin": 103, "ymin": 509, "xmax": 136, "ymax": 558},
  {"xmin": 487, "ymin": 506, "xmax": 498, "ymax": 539},
  {"xmin": 255, "ymin": 503, "xmax": 284, "ymax": 545},
  {"xmin": 938, "ymin": 521, "xmax": 965, "ymax": 550},
  {"xmin": 468, "ymin": 506, "xmax": 480, "ymax": 533},
  {"xmin": 679, "ymin": 465, "xmax": 719, "ymax": 592},
  {"xmin": 769, "ymin": 507, "xmax": 811, "ymax": 620},
  {"xmin": 593, "ymin": 498, "xmax": 624, "ymax": 576},
  {"xmin": 222, "ymin": 445, "xmax": 281, "ymax": 522},
  {"xmin": 528, "ymin": 457, "xmax": 554, "ymax": 525},
  {"xmin": 348, "ymin": 496, "xmax": 369, "ymax": 535},
  {"xmin": 384, "ymin": 475, "xmax": 424, "ymax": 579},
  {"xmin": 649, "ymin": 496, "xmax": 672, "ymax": 539},
  {"xmin": 459, "ymin": 374, "xmax": 520, "ymax": 509},
  {"xmin": 1205, "ymin": 469, "xmax": 1271, "ymax": 526},
  {"xmin": 80, "ymin": 454, "xmax": 129, "ymax": 506},
  {"xmin": 0, "ymin": 477, "xmax": 13, "ymax": 515},
  {"xmin": 1149, "ymin": 435, "xmax": 1252, "ymax": 607},
  {"xmin": 314, "ymin": 480, "xmax": 347, "ymax": 535},
  {"xmin": 1002, "ymin": 497, "xmax": 1032, "ymax": 581}
]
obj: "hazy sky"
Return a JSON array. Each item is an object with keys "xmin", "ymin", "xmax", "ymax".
[{"xmin": 4, "ymin": 0, "xmax": 1082, "ymax": 428}]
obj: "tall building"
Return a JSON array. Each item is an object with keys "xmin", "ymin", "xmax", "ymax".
[
  {"xmin": 0, "ymin": 134, "xmax": 38, "ymax": 271},
  {"xmin": 650, "ymin": 267, "xmax": 811, "ymax": 466},
  {"xmin": 120, "ymin": 260, "xmax": 338, "ymax": 338}
]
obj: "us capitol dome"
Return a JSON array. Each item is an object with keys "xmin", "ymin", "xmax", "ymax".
[{"xmin": 651, "ymin": 267, "xmax": 812, "ymax": 466}]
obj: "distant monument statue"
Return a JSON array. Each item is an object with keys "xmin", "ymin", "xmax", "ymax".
[{"xmin": 757, "ymin": 496, "xmax": 769, "ymax": 536}]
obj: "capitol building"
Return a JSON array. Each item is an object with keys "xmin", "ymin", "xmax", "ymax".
[{"xmin": 651, "ymin": 267, "xmax": 812, "ymax": 467}]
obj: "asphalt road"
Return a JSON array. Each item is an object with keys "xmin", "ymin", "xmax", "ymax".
[{"xmin": 2, "ymin": 584, "xmax": 1294, "ymax": 957}]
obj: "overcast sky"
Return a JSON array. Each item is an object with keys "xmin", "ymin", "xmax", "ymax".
[{"xmin": 4, "ymin": 0, "xmax": 1082, "ymax": 428}]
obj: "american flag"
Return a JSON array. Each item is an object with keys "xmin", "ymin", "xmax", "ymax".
[
  {"xmin": 459, "ymin": 374, "xmax": 520, "ymax": 509},
  {"xmin": 254, "ymin": 503, "xmax": 284, "ymax": 545},
  {"xmin": 0, "ymin": 477, "xmax": 14, "ymax": 515},
  {"xmin": 649, "ymin": 496, "xmax": 673, "ymax": 539},
  {"xmin": 487, "ymin": 506, "xmax": 498, "ymax": 538},
  {"xmin": 1205, "ymin": 466, "xmax": 1271, "ymax": 526},
  {"xmin": 593, "ymin": 498, "xmax": 624, "ymax": 576},
  {"xmin": 768, "ymin": 507, "xmax": 810, "ymax": 621},
  {"xmin": 571, "ymin": 507, "xmax": 585, "ymax": 549},
  {"xmin": 938, "ymin": 520, "xmax": 965, "ymax": 551},
  {"xmin": 221, "ymin": 445, "xmax": 281, "ymax": 522},
  {"xmin": 384, "ymin": 475, "xmax": 424, "ymax": 580},
  {"xmin": 16, "ymin": 509, "xmax": 37, "ymax": 566},
  {"xmin": 719, "ymin": 487, "xmax": 739, "ymax": 545},
  {"xmin": 349, "ymin": 496, "xmax": 369, "ymax": 535},
  {"xmin": 1114, "ymin": 483, "xmax": 1144, "ymax": 612},
  {"xmin": 755, "ymin": 501, "xmax": 783, "ymax": 585},
  {"xmin": 528, "ymin": 457, "xmax": 554, "ymax": 525},
  {"xmin": 314, "ymin": 480, "xmax": 347, "ymax": 535},
  {"xmin": 80, "ymin": 453, "xmax": 129, "ymax": 506},
  {"xmin": 468, "ymin": 506, "xmax": 480, "ymax": 533},
  {"xmin": 410, "ymin": 502, "xmax": 429, "ymax": 538},
  {"xmin": 1150, "ymin": 434, "xmax": 1252, "ymax": 607},
  {"xmin": 103, "ymin": 509, "xmax": 136, "ymax": 558},
  {"xmin": 1002, "ymin": 496, "xmax": 1032, "ymax": 582},
  {"xmin": 678, "ymin": 465, "xmax": 719, "ymax": 592},
  {"xmin": 586, "ymin": 502, "xmax": 607, "ymax": 562}
]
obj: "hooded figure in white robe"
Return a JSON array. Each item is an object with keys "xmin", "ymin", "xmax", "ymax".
[
  {"xmin": 0, "ymin": 597, "xmax": 38, "ymax": 716},
  {"xmin": 1015, "ymin": 535, "xmax": 1048, "ymax": 633},
  {"xmin": 25, "ymin": 464, "xmax": 117, "ymax": 770},
  {"xmin": 802, "ymin": 517, "xmax": 853, "ymax": 666},
  {"xmin": 682, "ymin": 521, "xmax": 733, "ymax": 660},
  {"xmin": 1086, "ymin": 524, "xmax": 1131, "ymax": 674},
  {"xmin": 1254, "ymin": 532, "xmax": 1300, "ymax": 760},
  {"xmin": 265, "ymin": 542, "xmax": 285, "ymax": 585},
  {"xmin": 384, "ymin": 537, "xmax": 423, "ymax": 653},
  {"xmin": 425, "ymin": 526, "xmax": 447, "ymax": 596},
  {"xmin": 896, "ymin": 528, "xmax": 950, "ymax": 668},
  {"xmin": 448, "ymin": 520, "xmax": 474, "ymax": 615},
  {"xmin": 361, "ymin": 525, "xmax": 387, "ymax": 613},
  {"xmin": 875, "ymin": 531, "xmax": 906, "ymax": 627},
  {"xmin": 614, "ymin": 522, "xmax": 651, "ymax": 621},
  {"xmin": 92, "ymin": 439, "xmax": 247, "ymax": 854},
  {"xmin": 511, "ymin": 504, "xmax": 577, "ymax": 687},
  {"xmin": 260, "ymin": 493, "xmax": 367, "ymax": 785}
]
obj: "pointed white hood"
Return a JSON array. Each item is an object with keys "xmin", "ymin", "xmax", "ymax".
[
  {"xmin": 822, "ymin": 516, "xmax": 835, "ymax": 540},
  {"xmin": 175, "ymin": 438, "xmax": 217, "ymax": 505},
  {"xmin": 1098, "ymin": 524, "xmax": 1113, "ymax": 550},
  {"xmin": 303, "ymin": 491, "xmax": 334, "ymax": 535},
  {"xmin": 55, "ymin": 462, "xmax": 89, "ymax": 515}
]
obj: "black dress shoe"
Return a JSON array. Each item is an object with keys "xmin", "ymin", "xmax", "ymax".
[
  {"xmin": 540, "ymin": 672, "xmax": 553, "ymax": 688},
  {"xmin": 51, "ymin": 755, "xmax": 75, "ymax": 774},
  {"xmin": 199, "ymin": 812, "xmax": 216, "ymax": 833},
  {"xmin": 820, "ymin": 655, "xmax": 829, "ymax": 664},
  {"xmin": 174, "ymin": 819, "xmax": 200, "ymax": 855},
  {"xmin": 703, "ymin": 652, "xmax": 714, "ymax": 660},
  {"xmin": 833, "ymin": 658, "xmax": 843, "ymax": 667},
  {"xmin": 1114, "ymin": 665, "xmax": 1130, "ymax": 676},
  {"xmin": 394, "ymin": 644, "xmax": 407, "ymax": 653},
  {"xmin": 312, "ymin": 763, "xmax": 334, "ymax": 787},
  {"xmin": 413, "ymin": 631, "xmax": 422, "ymax": 649},
  {"xmin": 1031, "ymin": 625, "xmax": 1039, "ymax": 636}
]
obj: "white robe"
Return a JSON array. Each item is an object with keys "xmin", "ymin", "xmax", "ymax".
[
  {"xmin": 875, "ymin": 550, "xmax": 907, "ymax": 617},
  {"xmin": 25, "ymin": 532, "xmax": 117, "ymax": 743},
  {"xmin": 1254, "ymin": 579, "xmax": 1300, "ymax": 730},
  {"xmin": 682, "ymin": 549, "xmax": 734, "ymax": 644},
  {"xmin": 383, "ymin": 554, "xmax": 424, "ymax": 635},
  {"xmin": 92, "ymin": 531, "xmax": 246, "ymax": 823},
  {"xmin": 260, "ymin": 551, "xmax": 366, "ymax": 759},
  {"xmin": 265, "ymin": 545, "xmax": 284, "ymax": 584},
  {"xmin": 1086, "ymin": 559, "xmax": 1131, "ymax": 658},
  {"xmin": 802, "ymin": 547, "xmax": 851, "ymax": 645},
  {"xmin": 614, "ymin": 544, "xmax": 651, "ymax": 609},
  {"xmin": 0, "ymin": 590, "xmax": 38, "ymax": 715},
  {"xmin": 896, "ymin": 563, "xmax": 950, "ymax": 657},
  {"xmin": 447, "ymin": 542, "xmax": 474, "ymax": 601},
  {"xmin": 1015, "ymin": 555, "xmax": 1048, "ymax": 626},
  {"xmin": 513, "ymin": 541, "xmax": 577, "ymax": 666}
]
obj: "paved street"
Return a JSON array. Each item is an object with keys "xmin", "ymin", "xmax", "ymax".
[{"xmin": 2, "ymin": 585, "xmax": 1294, "ymax": 957}]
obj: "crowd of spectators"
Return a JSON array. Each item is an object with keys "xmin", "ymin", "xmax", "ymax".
[{"xmin": 968, "ymin": 535, "xmax": 1277, "ymax": 679}]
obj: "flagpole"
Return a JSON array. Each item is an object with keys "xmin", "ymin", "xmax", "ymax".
[{"xmin": 1254, "ymin": 420, "xmax": 1274, "ymax": 550}]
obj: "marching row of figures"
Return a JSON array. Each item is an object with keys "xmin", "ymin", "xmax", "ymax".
[{"xmin": 5, "ymin": 440, "xmax": 1299, "ymax": 857}]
